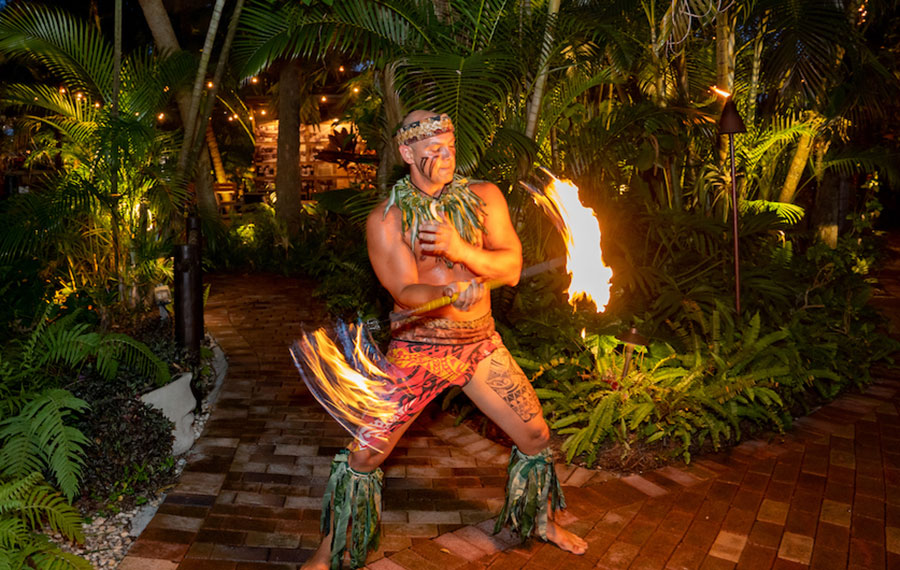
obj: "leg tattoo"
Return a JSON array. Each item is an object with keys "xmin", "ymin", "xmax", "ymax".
[{"xmin": 486, "ymin": 349, "xmax": 541, "ymax": 423}]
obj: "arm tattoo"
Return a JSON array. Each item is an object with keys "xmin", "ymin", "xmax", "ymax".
[{"xmin": 486, "ymin": 349, "xmax": 541, "ymax": 423}]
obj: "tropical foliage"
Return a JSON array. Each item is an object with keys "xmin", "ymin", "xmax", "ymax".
[
  {"xmin": 224, "ymin": 0, "xmax": 900, "ymax": 464},
  {"xmin": 0, "ymin": 2, "xmax": 190, "ymax": 323},
  {"xmin": 1, "ymin": 0, "xmax": 898, "ymax": 496},
  {"xmin": 0, "ymin": 298, "xmax": 178, "ymax": 567}
]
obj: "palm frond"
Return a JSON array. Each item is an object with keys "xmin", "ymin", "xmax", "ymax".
[
  {"xmin": 234, "ymin": 0, "xmax": 436, "ymax": 78},
  {"xmin": 396, "ymin": 50, "xmax": 517, "ymax": 173},
  {"xmin": 535, "ymin": 67, "xmax": 615, "ymax": 147},
  {"xmin": 0, "ymin": 3, "xmax": 113, "ymax": 99},
  {"xmin": 821, "ymin": 148, "xmax": 900, "ymax": 188},
  {"xmin": 741, "ymin": 200, "xmax": 805, "ymax": 226},
  {"xmin": 757, "ymin": 0, "xmax": 850, "ymax": 103}
]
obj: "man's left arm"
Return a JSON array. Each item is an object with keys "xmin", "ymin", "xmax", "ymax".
[{"xmin": 419, "ymin": 182, "xmax": 522, "ymax": 285}]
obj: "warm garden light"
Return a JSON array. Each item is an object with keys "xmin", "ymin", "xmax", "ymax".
[
  {"xmin": 339, "ymin": 65, "xmax": 345, "ymax": 72},
  {"xmin": 157, "ymin": 112, "xmax": 165, "ymax": 120},
  {"xmin": 206, "ymin": 81, "xmax": 214, "ymax": 88},
  {"xmin": 711, "ymin": 86, "xmax": 731, "ymax": 98},
  {"xmin": 353, "ymin": 87, "xmax": 360, "ymax": 93},
  {"xmin": 250, "ymin": 76, "xmax": 258, "ymax": 83},
  {"xmin": 321, "ymin": 96, "xmax": 327, "ymax": 102},
  {"xmin": 718, "ymin": 92, "xmax": 747, "ymax": 313}
]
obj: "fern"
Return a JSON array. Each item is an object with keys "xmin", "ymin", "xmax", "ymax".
[
  {"xmin": 0, "ymin": 473, "xmax": 90, "ymax": 570},
  {"xmin": 529, "ymin": 302, "xmax": 806, "ymax": 465},
  {"xmin": 35, "ymin": 321, "xmax": 170, "ymax": 387},
  {"xmin": 0, "ymin": 390, "xmax": 89, "ymax": 502}
]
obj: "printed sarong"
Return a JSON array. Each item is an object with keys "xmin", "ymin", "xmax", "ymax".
[{"xmin": 354, "ymin": 313, "xmax": 501, "ymax": 448}]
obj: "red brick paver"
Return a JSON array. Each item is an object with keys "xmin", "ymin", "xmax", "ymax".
[{"xmin": 118, "ymin": 262, "xmax": 900, "ymax": 568}]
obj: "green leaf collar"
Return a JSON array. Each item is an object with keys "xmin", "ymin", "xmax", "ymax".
[{"xmin": 383, "ymin": 174, "xmax": 486, "ymax": 249}]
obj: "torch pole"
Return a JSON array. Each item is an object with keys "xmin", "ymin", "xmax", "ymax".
[{"xmin": 729, "ymin": 133, "xmax": 741, "ymax": 314}]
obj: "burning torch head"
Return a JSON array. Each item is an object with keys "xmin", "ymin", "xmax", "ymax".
[{"xmin": 518, "ymin": 167, "xmax": 567, "ymax": 234}]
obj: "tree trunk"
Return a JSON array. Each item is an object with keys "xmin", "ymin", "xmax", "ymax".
[
  {"xmin": 716, "ymin": 8, "xmax": 735, "ymax": 169},
  {"xmin": 276, "ymin": 59, "xmax": 303, "ymax": 235},
  {"xmin": 715, "ymin": 10, "xmax": 735, "ymax": 93},
  {"xmin": 193, "ymin": 0, "xmax": 245, "ymax": 178},
  {"xmin": 649, "ymin": 5, "xmax": 664, "ymax": 106},
  {"xmin": 112, "ymin": 0, "xmax": 124, "ymax": 304},
  {"xmin": 747, "ymin": 14, "xmax": 767, "ymax": 126},
  {"xmin": 376, "ymin": 61, "xmax": 404, "ymax": 192},
  {"xmin": 206, "ymin": 123, "xmax": 227, "ymax": 184},
  {"xmin": 137, "ymin": 0, "xmax": 217, "ymax": 219},
  {"xmin": 525, "ymin": 0, "xmax": 561, "ymax": 139},
  {"xmin": 813, "ymin": 172, "xmax": 841, "ymax": 248},
  {"xmin": 779, "ymin": 131, "xmax": 814, "ymax": 203},
  {"xmin": 177, "ymin": 0, "xmax": 226, "ymax": 178}
]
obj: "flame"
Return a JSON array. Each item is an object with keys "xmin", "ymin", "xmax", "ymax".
[
  {"xmin": 291, "ymin": 325, "xmax": 400, "ymax": 445},
  {"xmin": 538, "ymin": 177, "xmax": 613, "ymax": 311}
]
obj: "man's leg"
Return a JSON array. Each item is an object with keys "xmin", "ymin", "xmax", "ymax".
[
  {"xmin": 301, "ymin": 412, "xmax": 422, "ymax": 570},
  {"xmin": 461, "ymin": 347, "xmax": 587, "ymax": 555}
]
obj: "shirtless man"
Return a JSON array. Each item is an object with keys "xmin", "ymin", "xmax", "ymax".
[{"xmin": 302, "ymin": 111, "xmax": 587, "ymax": 570}]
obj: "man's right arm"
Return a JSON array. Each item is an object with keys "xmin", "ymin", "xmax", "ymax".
[{"xmin": 366, "ymin": 205, "xmax": 448, "ymax": 310}]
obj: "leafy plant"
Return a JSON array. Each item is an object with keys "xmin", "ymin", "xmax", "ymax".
[
  {"xmin": 1, "ymin": 308, "xmax": 170, "ymax": 404},
  {"xmin": 0, "ymin": 389, "xmax": 89, "ymax": 502},
  {"xmin": 528, "ymin": 308, "xmax": 795, "ymax": 465},
  {"xmin": 0, "ymin": 472, "xmax": 91, "ymax": 570},
  {"xmin": 0, "ymin": 2, "xmax": 190, "ymax": 317},
  {"xmin": 72, "ymin": 392, "xmax": 174, "ymax": 512}
]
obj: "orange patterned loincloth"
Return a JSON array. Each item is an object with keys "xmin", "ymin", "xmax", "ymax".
[{"xmin": 354, "ymin": 314, "xmax": 501, "ymax": 448}]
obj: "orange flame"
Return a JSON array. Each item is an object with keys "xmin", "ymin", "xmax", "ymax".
[
  {"xmin": 291, "ymin": 327, "xmax": 399, "ymax": 445},
  {"xmin": 542, "ymin": 177, "xmax": 613, "ymax": 311}
]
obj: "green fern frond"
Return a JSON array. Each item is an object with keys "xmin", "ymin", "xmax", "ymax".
[
  {"xmin": 0, "ymin": 390, "xmax": 89, "ymax": 501},
  {"xmin": 0, "ymin": 473, "xmax": 88, "ymax": 568}
]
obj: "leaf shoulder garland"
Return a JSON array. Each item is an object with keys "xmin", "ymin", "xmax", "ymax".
[{"xmin": 383, "ymin": 174, "xmax": 486, "ymax": 254}]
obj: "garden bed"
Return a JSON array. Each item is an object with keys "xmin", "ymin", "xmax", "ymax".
[{"xmin": 52, "ymin": 333, "xmax": 228, "ymax": 569}]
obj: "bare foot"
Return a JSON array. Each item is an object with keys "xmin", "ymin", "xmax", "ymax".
[
  {"xmin": 545, "ymin": 520, "xmax": 588, "ymax": 555},
  {"xmin": 300, "ymin": 537, "xmax": 332, "ymax": 570}
]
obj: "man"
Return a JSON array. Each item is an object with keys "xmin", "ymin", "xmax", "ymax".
[{"xmin": 302, "ymin": 111, "xmax": 587, "ymax": 570}]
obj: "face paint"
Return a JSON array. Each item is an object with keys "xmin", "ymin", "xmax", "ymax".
[
  {"xmin": 420, "ymin": 156, "xmax": 438, "ymax": 181},
  {"xmin": 406, "ymin": 132, "xmax": 456, "ymax": 188}
]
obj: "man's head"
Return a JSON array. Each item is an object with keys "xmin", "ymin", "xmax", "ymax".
[{"xmin": 396, "ymin": 111, "xmax": 456, "ymax": 189}]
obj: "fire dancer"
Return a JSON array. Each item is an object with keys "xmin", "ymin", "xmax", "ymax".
[{"xmin": 302, "ymin": 111, "xmax": 588, "ymax": 570}]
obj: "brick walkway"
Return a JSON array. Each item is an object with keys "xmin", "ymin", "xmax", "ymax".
[{"xmin": 119, "ymin": 255, "xmax": 900, "ymax": 569}]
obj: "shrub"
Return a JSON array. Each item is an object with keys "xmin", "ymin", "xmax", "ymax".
[
  {"xmin": 72, "ymin": 386, "xmax": 175, "ymax": 511},
  {"xmin": 504, "ymin": 200, "xmax": 898, "ymax": 466}
]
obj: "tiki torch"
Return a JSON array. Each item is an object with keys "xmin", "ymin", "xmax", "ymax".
[{"xmin": 714, "ymin": 87, "xmax": 746, "ymax": 314}]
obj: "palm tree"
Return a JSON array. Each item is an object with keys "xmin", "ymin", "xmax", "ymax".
[
  {"xmin": 0, "ymin": 2, "xmax": 190, "ymax": 314},
  {"xmin": 743, "ymin": 0, "xmax": 899, "ymax": 243}
]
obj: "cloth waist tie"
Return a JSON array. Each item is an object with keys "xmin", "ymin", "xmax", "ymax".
[{"xmin": 389, "ymin": 312, "xmax": 494, "ymax": 344}]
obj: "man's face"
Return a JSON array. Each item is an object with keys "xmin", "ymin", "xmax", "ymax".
[{"xmin": 403, "ymin": 131, "xmax": 456, "ymax": 187}]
